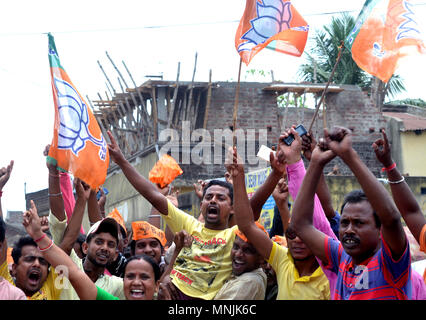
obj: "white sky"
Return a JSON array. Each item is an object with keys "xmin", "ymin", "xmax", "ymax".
[{"xmin": 0, "ymin": 0, "xmax": 425, "ymax": 213}]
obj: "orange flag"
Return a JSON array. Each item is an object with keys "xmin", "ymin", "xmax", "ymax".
[
  {"xmin": 346, "ymin": 0, "xmax": 425, "ymax": 82},
  {"xmin": 235, "ymin": 0, "xmax": 309, "ymax": 65},
  {"xmin": 47, "ymin": 33, "xmax": 109, "ymax": 189},
  {"xmin": 149, "ymin": 154, "xmax": 183, "ymax": 188}
]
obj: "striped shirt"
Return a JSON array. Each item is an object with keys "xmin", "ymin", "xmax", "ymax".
[{"xmin": 323, "ymin": 235, "xmax": 412, "ymax": 300}]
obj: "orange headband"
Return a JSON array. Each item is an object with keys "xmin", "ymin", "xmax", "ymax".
[
  {"xmin": 235, "ymin": 222, "xmax": 268, "ymax": 243},
  {"xmin": 131, "ymin": 221, "xmax": 167, "ymax": 247},
  {"xmin": 107, "ymin": 208, "xmax": 127, "ymax": 236},
  {"xmin": 271, "ymin": 235, "xmax": 287, "ymax": 247}
]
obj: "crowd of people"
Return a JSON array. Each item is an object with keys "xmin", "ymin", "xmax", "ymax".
[{"xmin": 0, "ymin": 125, "xmax": 425, "ymax": 300}]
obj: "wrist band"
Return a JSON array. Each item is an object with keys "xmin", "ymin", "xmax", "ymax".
[
  {"xmin": 38, "ymin": 239, "xmax": 54, "ymax": 252},
  {"xmin": 49, "ymin": 173, "xmax": 60, "ymax": 178},
  {"xmin": 48, "ymin": 192, "xmax": 62, "ymax": 197},
  {"xmin": 0, "ymin": 191, "xmax": 2, "ymax": 198},
  {"xmin": 35, "ymin": 233, "xmax": 47, "ymax": 243},
  {"xmin": 388, "ymin": 176, "xmax": 405, "ymax": 184},
  {"xmin": 382, "ymin": 162, "xmax": 396, "ymax": 172}
]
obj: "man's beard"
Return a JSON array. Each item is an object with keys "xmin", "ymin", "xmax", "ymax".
[{"xmin": 87, "ymin": 253, "xmax": 109, "ymax": 268}]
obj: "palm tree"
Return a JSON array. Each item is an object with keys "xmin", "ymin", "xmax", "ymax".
[{"xmin": 298, "ymin": 13, "xmax": 406, "ymax": 107}]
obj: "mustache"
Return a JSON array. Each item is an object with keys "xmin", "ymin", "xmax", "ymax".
[{"xmin": 341, "ymin": 235, "xmax": 360, "ymax": 243}]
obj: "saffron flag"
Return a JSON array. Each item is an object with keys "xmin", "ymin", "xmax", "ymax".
[
  {"xmin": 47, "ymin": 33, "xmax": 109, "ymax": 190},
  {"xmin": 345, "ymin": 0, "xmax": 425, "ymax": 82},
  {"xmin": 149, "ymin": 154, "xmax": 183, "ymax": 188},
  {"xmin": 235, "ymin": 0, "xmax": 309, "ymax": 65}
]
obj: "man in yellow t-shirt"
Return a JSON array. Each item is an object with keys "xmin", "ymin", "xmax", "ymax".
[
  {"xmin": 107, "ymin": 130, "xmax": 239, "ymax": 300},
  {"xmin": 0, "ymin": 235, "xmax": 61, "ymax": 300},
  {"xmin": 163, "ymin": 188, "xmax": 237, "ymax": 300}
]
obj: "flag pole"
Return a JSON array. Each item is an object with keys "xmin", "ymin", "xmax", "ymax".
[
  {"xmin": 308, "ymin": 41, "xmax": 345, "ymax": 132},
  {"xmin": 232, "ymin": 58, "xmax": 243, "ymax": 147}
]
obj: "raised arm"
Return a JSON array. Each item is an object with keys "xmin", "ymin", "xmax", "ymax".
[
  {"xmin": 279, "ymin": 127, "xmax": 336, "ymax": 239},
  {"xmin": 88, "ymin": 189, "xmax": 103, "ymax": 225},
  {"xmin": 22, "ymin": 200, "xmax": 97, "ymax": 300},
  {"xmin": 44, "ymin": 145, "xmax": 66, "ymax": 222},
  {"xmin": 157, "ymin": 230, "xmax": 193, "ymax": 300},
  {"xmin": 249, "ymin": 150, "xmax": 287, "ymax": 221},
  {"xmin": 290, "ymin": 138, "xmax": 337, "ymax": 264},
  {"xmin": 229, "ymin": 147, "xmax": 273, "ymax": 260},
  {"xmin": 302, "ymin": 132, "xmax": 336, "ymax": 221},
  {"xmin": 372, "ymin": 129, "xmax": 425, "ymax": 243},
  {"xmin": 326, "ymin": 127, "xmax": 406, "ymax": 259},
  {"xmin": 272, "ymin": 177, "xmax": 290, "ymax": 234},
  {"xmin": 60, "ymin": 179, "xmax": 91, "ymax": 255},
  {"xmin": 0, "ymin": 160, "xmax": 14, "ymax": 218},
  {"xmin": 107, "ymin": 131, "xmax": 168, "ymax": 215},
  {"xmin": 0, "ymin": 161, "xmax": 13, "ymax": 265}
]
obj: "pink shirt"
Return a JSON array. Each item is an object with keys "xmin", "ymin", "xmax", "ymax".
[
  {"xmin": 60, "ymin": 172, "xmax": 84, "ymax": 234},
  {"xmin": 0, "ymin": 277, "xmax": 26, "ymax": 300},
  {"xmin": 287, "ymin": 159, "xmax": 341, "ymax": 299}
]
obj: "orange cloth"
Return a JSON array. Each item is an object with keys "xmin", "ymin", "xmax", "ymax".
[
  {"xmin": 149, "ymin": 154, "xmax": 183, "ymax": 188},
  {"xmin": 235, "ymin": 0, "xmax": 309, "ymax": 65},
  {"xmin": 6, "ymin": 247, "xmax": 13, "ymax": 265},
  {"xmin": 131, "ymin": 221, "xmax": 167, "ymax": 246},
  {"xmin": 420, "ymin": 224, "xmax": 426, "ymax": 284},
  {"xmin": 271, "ymin": 235, "xmax": 287, "ymax": 247},
  {"xmin": 420, "ymin": 224, "xmax": 426, "ymax": 253},
  {"xmin": 348, "ymin": 0, "xmax": 426, "ymax": 82},
  {"xmin": 235, "ymin": 222, "xmax": 268, "ymax": 243},
  {"xmin": 107, "ymin": 208, "xmax": 127, "ymax": 235},
  {"xmin": 47, "ymin": 33, "xmax": 109, "ymax": 189}
]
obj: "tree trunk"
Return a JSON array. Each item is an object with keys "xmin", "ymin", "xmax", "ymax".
[{"xmin": 371, "ymin": 77, "xmax": 386, "ymax": 111}]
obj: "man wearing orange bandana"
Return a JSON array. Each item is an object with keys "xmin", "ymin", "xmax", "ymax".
[{"xmin": 130, "ymin": 221, "xmax": 167, "ymax": 274}]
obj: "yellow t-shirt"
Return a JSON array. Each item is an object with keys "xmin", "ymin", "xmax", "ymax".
[
  {"xmin": 268, "ymin": 241, "xmax": 330, "ymax": 300},
  {"xmin": 0, "ymin": 260, "xmax": 61, "ymax": 300},
  {"xmin": 163, "ymin": 200, "xmax": 237, "ymax": 300}
]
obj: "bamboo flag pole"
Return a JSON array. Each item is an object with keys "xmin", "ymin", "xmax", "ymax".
[
  {"xmin": 308, "ymin": 41, "xmax": 345, "ymax": 132},
  {"xmin": 232, "ymin": 58, "xmax": 243, "ymax": 147}
]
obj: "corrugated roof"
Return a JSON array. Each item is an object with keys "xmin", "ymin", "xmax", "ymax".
[{"xmin": 383, "ymin": 112, "xmax": 426, "ymax": 131}]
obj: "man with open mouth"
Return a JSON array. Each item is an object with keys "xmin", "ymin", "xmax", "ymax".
[
  {"xmin": 290, "ymin": 126, "xmax": 413, "ymax": 300},
  {"xmin": 213, "ymin": 223, "xmax": 267, "ymax": 300},
  {"xmin": 0, "ymin": 160, "xmax": 62, "ymax": 300},
  {"xmin": 106, "ymin": 130, "xmax": 285, "ymax": 300}
]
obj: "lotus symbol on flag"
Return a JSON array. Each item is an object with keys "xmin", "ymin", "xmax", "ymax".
[
  {"xmin": 238, "ymin": 0, "xmax": 293, "ymax": 52},
  {"xmin": 53, "ymin": 76, "xmax": 107, "ymax": 160}
]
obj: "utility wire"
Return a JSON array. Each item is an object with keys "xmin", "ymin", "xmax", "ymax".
[{"xmin": 0, "ymin": 3, "xmax": 425, "ymax": 37}]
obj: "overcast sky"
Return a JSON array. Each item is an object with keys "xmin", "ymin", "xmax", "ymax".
[{"xmin": 0, "ymin": 0, "xmax": 425, "ymax": 213}]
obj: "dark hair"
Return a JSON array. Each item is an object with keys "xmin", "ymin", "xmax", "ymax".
[
  {"xmin": 76, "ymin": 233, "xmax": 86, "ymax": 245},
  {"xmin": 124, "ymin": 254, "xmax": 161, "ymax": 281},
  {"xmin": 86, "ymin": 223, "xmax": 118, "ymax": 247},
  {"xmin": 340, "ymin": 190, "xmax": 381, "ymax": 228},
  {"xmin": 11, "ymin": 236, "xmax": 38, "ymax": 264},
  {"xmin": 119, "ymin": 225, "xmax": 127, "ymax": 240},
  {"xmin": 75, "ymin": 233, "xmax": 86, "ymax": 250},
  {"xmin": 129, "ymin": 239, "xmax": 164, "ymax": 257},
  {"xmin": 202, "ymin": 180, "xmax": 233, "ymax": 205},
  {"xmin": 0, "ymin": 216, "xmax": 5, "ymax": 243}
]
